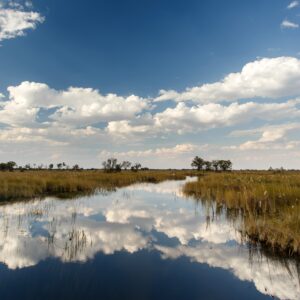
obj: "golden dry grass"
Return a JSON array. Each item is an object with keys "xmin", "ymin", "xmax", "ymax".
[
  {"xmin": 183, "ymin": 171, "xmax": 300, "ymax": 255},
  {"xmin": 0, "ymin": 170, "xmax": 195, "ymax": 201}
]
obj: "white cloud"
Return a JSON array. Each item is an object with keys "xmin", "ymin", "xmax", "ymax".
[
  {"xmin": 104, "ymin": 99, "xmax": 300, "ymax": 137},
  {"xmin": 155, "ymin": 57, "xmax": 300, "ymax": 103},
  {"xmin": 1, "ymin": 57, "xmax": 300, "ymax": 168},
  {"xmin": 287, "ymin": 1, "xmax": 299, "ymax": 9},
  {"xmin": 0, "ymin": 126, "xmax": 67, "ymax": 145},
  {"xmin": 0, "ymin": 2, "xmax": 44, "ymax": 42},
  {"xmin": 0, "ymin": 82, "xmax": 152, "ymax": 151},
  {"xmin": 153, "ymin": 100, "xmax": 300, "ymax": 133},
  {"xmin": 281, "ymin": 20, "xmax": 299, "ymax": 29},
  {"xmin": 0, "ymin": 81, "xmax": 149, "ymax": 127},
  {"xmin": 1, "ymin": 81, "xmax": 300, "ymax": 168},
  {"xmin": 228, "ymin": 123, "xmax": 300, "ymax": 151},
  {"xmin": 106, "ymin": 118, "xmax": 155, "ymax": 138},
  {"xmin": 99, "ymin": 144, "xmax": 197, "ymax": 158}
]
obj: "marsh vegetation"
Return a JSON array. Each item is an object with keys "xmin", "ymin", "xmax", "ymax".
[
  {"xmin": 0, "ymin": 169, "xmax": 195, "ymax": 201},
  {"xmin": 183, "ymin": 171, "xmax": 300, "ymax": 256},
  {"xmin": 1, "ymin": 157, "xmax": 300, "ymax": 257}
]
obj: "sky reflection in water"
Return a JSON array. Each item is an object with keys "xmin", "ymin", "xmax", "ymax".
[{"xmin": 0, "ymin": 177, "xmax": 299, "ymax": 300}]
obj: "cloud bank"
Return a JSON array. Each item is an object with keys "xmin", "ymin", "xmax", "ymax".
[{"xmin": 1, "ymin": 56, "xmax": 300, "ymax": 168}]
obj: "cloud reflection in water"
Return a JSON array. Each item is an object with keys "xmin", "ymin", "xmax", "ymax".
[{"xmin": 0, "ymin": 177, "xmax": 299, "ymax": 299}]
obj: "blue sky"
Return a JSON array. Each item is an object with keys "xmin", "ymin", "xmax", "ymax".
[{"xmin": 0, "ymin": 0, "xmax": 300, "ymax": 169}]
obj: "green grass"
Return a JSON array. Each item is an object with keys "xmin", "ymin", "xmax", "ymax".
[
  {"xmin": 183, "ymin": 171, "xmax": 300, "ymax": 256},
  {"xmin": 0, "ymin": 170, "xmax": 195, "ymax": 202}
]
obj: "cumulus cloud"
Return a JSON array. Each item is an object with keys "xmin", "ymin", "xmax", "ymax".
[
  {"xmin": 0, "ymin": 1, "xmax": 44, "ymax": 42},
  {"xmin": 105, "ymin": 99, "xmax": 300, "ymax": 137},
  {"xmin": 281, "ymin": 20, "xmax": 299, "ymax": 29},
  {"xmin": 1, "ymin": 81, "xmax": 149, "ymax": 127},
  {"xmin": 0, "ymin": 81, "xmax": 152, "ymax": 150},
  {"xmin": 155, "ymin": 57, "xmax": 300, "ymax": 103},
  {"xmin": 153, "ymin": 100, "xmax": 300, "ymax": 133},
  {"xmin": 106, "ymin": 117, "xmax": 155, "ymax": 138}
]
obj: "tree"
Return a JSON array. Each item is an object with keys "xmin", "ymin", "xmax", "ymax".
[
  {"xmin": 191, "ymin": 156, "xmax": 205, "ymax": 171},
  {"xmin": 72, "ymin": 164, "xmax": 80, "ymax": 170},
  {"xmin": 102, "ymin": 158, "xmax": 122, "ymax": 172},
  {"xmin": 6, "ymin": 161, "xmax": 17, "ymax": 171},
  {"xmin": 212, "ymin": 160, "xmax": 219, "ymax": 172},
  {"xmin": 0, "ymin": 161, "xmax": 17, "ymax": 171},
  {"xmin": 57, "ymin": 163, "xmax": 63, "ymax": 170},
  {"xmin": 48, "ymin": 164, "xmax": 54, "ymax": 170},
  {"xmin": 218, "ymin": 160, "xmax": 232, "ymax": 171},
  {"xmin": 121, "ymin": 161, "xmax": 131, "ymax": 170},
  {"xmin": 131, "ymin": 163, "xmax": 142, "ymax": 172},
  {"xmin": 204, "ymin": 161, "xmax": 212, "ymax": 171},
  {"xmin": 0, "ymin": 163, "xmax": 7, "ymax": 171}
]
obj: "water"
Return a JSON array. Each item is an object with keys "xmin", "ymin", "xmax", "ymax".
[{"xmin": 0, "ymin": 177, "xmax": 299, "ymax": 300}]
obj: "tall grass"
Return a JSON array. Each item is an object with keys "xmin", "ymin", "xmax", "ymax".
[
  {"xmin": 183, "ymin": 171, "xmax": 300, "ymax": 255},
  {"xmin": 0, "ymin": 170, "xmax": 195, "ymax": 202}
]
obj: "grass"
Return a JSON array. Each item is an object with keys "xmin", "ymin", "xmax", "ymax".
[
  {"xmin": 183, "ymin": 171, "xmax": 300, "ymax": 256},
  {"xmin": 0, "ymin": 170, "xmax": 195, "ymax": 202},
  {"xmin": 2, "ymin": 169, "xmax": 299, "ymax": 256}
]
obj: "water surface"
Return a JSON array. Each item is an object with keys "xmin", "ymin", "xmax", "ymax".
[{"xmin": 0, "ymin": 177, "xmax": 299, "ymax": 300}]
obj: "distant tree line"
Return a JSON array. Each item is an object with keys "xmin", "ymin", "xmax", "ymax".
[
  {"xmin": 0, "ymin": 161, "xmax": 83, "ymax": 171},
  {"xmin": 191, "ymin": 156, "xmax": 233, "ymax": 171},
  {"xmin": 0, "ymin": 159, "xmax": 149, "ymax": 172},
  {"xmin": 0, "ymin": 159, "xmax": 298, "ymax": 173},
  {"xmin": 102, "ymin": 158, "xmax": 148, "ymax": 173}
]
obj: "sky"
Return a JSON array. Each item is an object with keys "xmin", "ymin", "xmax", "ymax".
[{"xmin": 0, "ymin": 0, "xmax": 300, "ymax": 169}]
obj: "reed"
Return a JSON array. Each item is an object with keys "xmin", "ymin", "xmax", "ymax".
[
  {"xmin": 183, "ymin": 171, "xmax": 300, "ymax": 255},
  {"xmin": 0, "ymin": 170, "xmax": 195, "ymax": 201}
]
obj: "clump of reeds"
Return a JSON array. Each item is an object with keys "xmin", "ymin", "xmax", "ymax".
[
  {"xmin": 183, "ymin": 171, "xmax": 300, "ymax": 255},
  {"xmin": 0, "ymin": 170, "xmax": 195, "ymax": 202}
]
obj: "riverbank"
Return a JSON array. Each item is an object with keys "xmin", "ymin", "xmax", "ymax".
[
  {"xmin": 0, "ymin": 170, "xmax": 195, "ymax": 202},
  {"xmin": 183, "ymin": 171, "xmax": 300, "ymax": 255}
]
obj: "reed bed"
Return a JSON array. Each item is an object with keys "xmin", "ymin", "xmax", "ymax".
[
  {"xmin": 183, "ymin": 172, "xmax": 300, "ymax": 255},
  {"xmin": 0, "ymin": 170, "xmax": 194, "ymax": 201}
]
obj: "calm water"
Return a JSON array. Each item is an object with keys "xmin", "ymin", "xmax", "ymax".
[{"xmin": 0, "ymin": 177, "xmax": 299, "ymax": 300}]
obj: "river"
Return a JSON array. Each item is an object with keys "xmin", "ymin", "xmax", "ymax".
[{"xmin": 0, "ymin": 177, "xmax": 298, "ymax": 300}]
